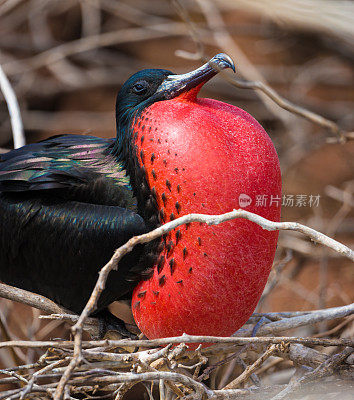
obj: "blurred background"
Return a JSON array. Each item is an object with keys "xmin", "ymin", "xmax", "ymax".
[{"xmin": 0, "ymin": 0, "xmax": 353, "ymax": 391}]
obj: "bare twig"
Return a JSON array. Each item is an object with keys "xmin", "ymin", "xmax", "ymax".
[
  {"xmin": 218, "ymin": 0, "xmax": 354, "ymax": 43},
  {"xmin": 223, "ymin": 344, "xmax": 280, "ymax": 389},
  {"xmin": 258, "ymin": 250, "xmax": 293, "ymax": 306},
  {"xmin": 313, "ymin": 315, "xmax": 354, "ymax": 338},
  {"xmin": 2, "ymin": 23, "xmax": 189, "ymax": 75},
  {"xmin": 279, "ymin": 343, "xmax": 329, "ymax": 368},
  {"xmin": 0, "ymin": 283, "xmax": 66, "ymax": 315},
  {"xmin": 195, "ymin": 0, "xmax": 292, "ymax": 125},
  {"xmin": 19, "ymin": 358, "xmax": 69, "ymax": 399},
  {"xmin": 236, "ymin": 303, "xmax": 354, "ymax": 337},
  {"xmin": 270, "ymin": 346, "xmax": 354, "ymax": 400},
  {"xmin": 0, "ymin": 282, "xmax": 100, "ymax": 338},
  {"xmin": 0, "ymin": 335, "xmax": 352, "ymax": 398},
  {"xmin": 0, "ymin": 0, "xmax": 24, "ymax": 18},
  {"xmin": 3, "ymin": 288, "xmax": 352, "ymax": 345},
  {"xmin": 0, "ymin": 63, "xmax": 25, "ymax": 148},
  {"xmin": 173, "ymin": 0, "xmax": 350, "ymax": 140},
  {"xmin": 2, "ymin": 334, "xmax": 351, "ymax": 351}
]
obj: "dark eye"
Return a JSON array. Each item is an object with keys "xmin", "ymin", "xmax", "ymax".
[{"xmin": 132, "ymin": 81, "xmax": 149, "ymax": 94}]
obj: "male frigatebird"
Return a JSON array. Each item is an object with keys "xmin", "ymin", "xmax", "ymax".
[{"xmin": 0, "ymin": 54, "xmax": 281, "ymax": 340}]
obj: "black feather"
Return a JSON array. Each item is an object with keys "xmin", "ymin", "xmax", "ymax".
[{"xmin": 0, "ymin": 68, "xmax": 175, "ymax": 314}]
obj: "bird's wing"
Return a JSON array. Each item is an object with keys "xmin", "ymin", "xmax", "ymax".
[
  {"xmin": 0, "ymin": 134, "xmax": 153, "ymax": 313},
  {"xmin": 0, "ymin": 135, "xmax": 131, "ymax": 200}
]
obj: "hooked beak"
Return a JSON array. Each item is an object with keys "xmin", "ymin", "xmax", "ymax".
[{"xmin": 156, "ymin": 53, "xmax": 235, "ymax": 100}]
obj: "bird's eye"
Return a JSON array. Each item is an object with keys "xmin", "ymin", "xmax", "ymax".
[{"xmin": 132, "ymin": 81, "xmax": 149, "ymax": 94}]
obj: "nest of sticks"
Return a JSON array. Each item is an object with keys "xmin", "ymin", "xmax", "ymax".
[{"xmin": 0, "ymin": 0, "xmax": 353, "ymax": 399}]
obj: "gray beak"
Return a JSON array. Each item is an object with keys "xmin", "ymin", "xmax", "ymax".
[{"xmin": 156, "ymin": 53, "xmax": 235, "ymax": 100}]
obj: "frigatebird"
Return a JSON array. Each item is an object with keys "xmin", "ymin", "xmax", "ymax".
[{"xmin": 0, "ymin": 54, "xmax": 281, "ymax": 340}]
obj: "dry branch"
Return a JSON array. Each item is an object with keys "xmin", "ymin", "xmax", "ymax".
[
  {"xmin": 223, "ymin": 344, "xmax": 279, "ymax": 389},
  {"xmin": 2, "ymin": 23, "xmax": 189, "ymax": 75},
  {"xmin": 235, "ymin": 303, "xmax": 354, "ymax": 337},
  {"xmin": 0, "ymin": 207, "xmax": 352, "ymax": 398},
  {"xmin": 0, "ymin": 283, "xmax": 100, "ymax": 338},
  {"xmin": 54, "ymin": 208, "xmax": 352, "ymax": 398},
  {"xmin": 0, "ymin": 64, "xmax": 25, "ymax": 148},
  {"xmin": 174, "ymin": 0, "xmax": 352, "ymax": 140},
  {"xmin": 270, "ymin": 346, "xmax": 353, "ymax": 400},
  {"xmin": 217, "ymin": 0, "xmax": 354, "ymax": 42},
  {"xmin": 0, "ymin": 283, "xmax": 66, "ymax": 315},
  {"xmin": 1, "ymin": 334, "xmax": 353, "ymax": 351}
]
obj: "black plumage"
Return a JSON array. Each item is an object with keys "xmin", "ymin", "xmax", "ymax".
[
  {"xmin": 0, "ymin": 68, "xmax": 173, "ymax": 316},
  {"xmin": 0, "ymin": 135, "xmax": 148, "ymax": 313}
]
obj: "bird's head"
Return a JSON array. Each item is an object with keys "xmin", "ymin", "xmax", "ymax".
[{"xmin": 114, "ymin": 54, "xmax": 235, "ymax": 156}]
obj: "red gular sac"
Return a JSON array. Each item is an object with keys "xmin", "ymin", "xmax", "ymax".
[{"xmin": 131, "ymin": 54, "xmax": 281, "ymax": 342}]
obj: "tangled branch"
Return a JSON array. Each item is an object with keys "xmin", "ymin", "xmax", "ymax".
[
  {"xmin": 0, "ymin": 64, "xmax": 25, "ymax": 148},
  {"xmin": 173, "ymin": 0, "xmax": 353, "ymax": 142},
  {"xmin": 0, "ymin": 208, "xmax": 353, "ymax": 399},
  {"xmin": 51, "ymin": 208, "xmax": 353, "ymax": 399}
]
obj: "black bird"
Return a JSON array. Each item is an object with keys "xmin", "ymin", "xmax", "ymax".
[{"xmin": 0, "ymin": 55, "xmax": 235, "ymax": 336}]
